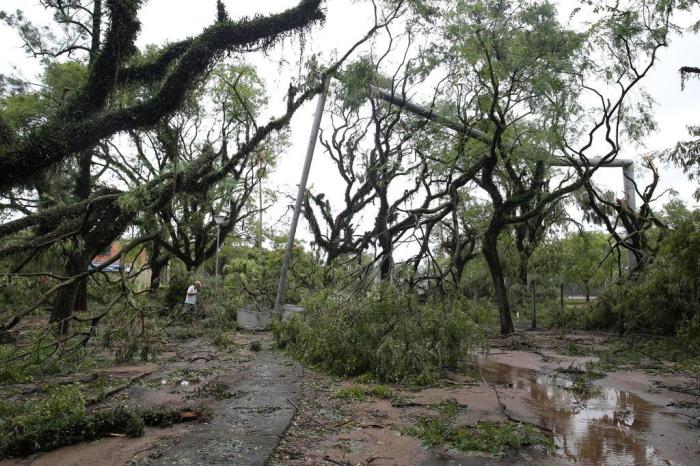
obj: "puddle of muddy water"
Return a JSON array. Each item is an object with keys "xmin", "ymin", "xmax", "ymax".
[{"xmin": 468, "ymin": 358, "xmax": 679, "ymax": 465}]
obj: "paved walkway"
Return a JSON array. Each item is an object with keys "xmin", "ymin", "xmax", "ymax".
[{"xmin": 151, "ymin": 347, "xmax": 302, "ymax": 465}]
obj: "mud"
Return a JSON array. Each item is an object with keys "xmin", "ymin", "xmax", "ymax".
[
  {"xmin": 5, "ymin": 426, "xmax": 189, "ymax": 466},
  {"xmin": 3, "ymin": 330, "xmax": 699, "ymax": 465},
  {"xmin": 273, "ymin": 334, "xmax": 700, "ymax": 466},
  {"xmin": 470, "ymin": 352, "xmax": 700, "ymax": 465},
  {"xmin": 0, "ymin": 330, "xmax": 262, "ymax": 466},
  {"xmin": 270, "ymin": 367, "xmax": 555, "ymax": 466}
]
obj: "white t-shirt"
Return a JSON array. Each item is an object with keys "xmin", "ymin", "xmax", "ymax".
[{"xmin": 184, "ymin": 285, "xmax": 198, "ymax": 304}]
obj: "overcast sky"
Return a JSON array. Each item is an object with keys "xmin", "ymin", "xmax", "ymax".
[{"xmin": 1, "ymin": 0, "xmax": 698, "ymax": 248}]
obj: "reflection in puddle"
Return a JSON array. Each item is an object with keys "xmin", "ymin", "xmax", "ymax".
[{"xmin": 469, "ymin": 359, "xmax": 675, "ymax": 465}]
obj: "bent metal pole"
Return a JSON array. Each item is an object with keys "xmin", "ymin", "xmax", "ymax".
[
  {"xmin": 274, "ymin": 84, "xmax": 328, "ymax": 313},
  {"xmin": 371, "ymin": 85, "xmax": 637, "ymax": 269}
]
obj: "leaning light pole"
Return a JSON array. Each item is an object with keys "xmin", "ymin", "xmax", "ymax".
[
  {"xmin": 274, "ymin": 84, "xmax": 328, "ymax": 313},
  {"xmin": 274, "ymin": 84, "xmax": 638, "ymax": 309},
  {"xmin": 370, "ymin": 86, "xmax": 638, "ymax": 269}
]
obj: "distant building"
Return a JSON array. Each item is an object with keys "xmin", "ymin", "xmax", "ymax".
[
  {"xmin": 90, "ymin": 241, "xmax": 158, "ymax": 290},
  {"xmin": 90, "ymin": 242, "xmax": 132, "ymax": 272}
]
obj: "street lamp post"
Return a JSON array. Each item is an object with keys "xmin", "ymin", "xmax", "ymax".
[{"xmin": 213, "ymin": 213, "xmax": 226, "ymax": 284}]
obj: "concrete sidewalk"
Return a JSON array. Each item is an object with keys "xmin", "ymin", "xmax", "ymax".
[{"xmin": 150, "ymin": 347, "xmax": 302, "ymax": 465}]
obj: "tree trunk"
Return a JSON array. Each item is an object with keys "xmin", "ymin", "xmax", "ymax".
[
  {"xmin": 376, "ymin": 193, "xmax": 392, "ymax": 280},
  {"xmin": 50, "ymin": 283, "xmax": 77, "ymax": 335},
  {"xmin": 514, "ymin": 224, "xmax": 529, "ymax": 308},
  {"xmin": 378, "ymin": 230, "xmax": 393, "ymax": 280},
  {"xmin": 482, "ymin": 231, "xmax": 514, "ymax": 335},
  {"xmin": 517, "ymin": 256, "xmax": 528, "ymax": 308},
  {"xmin": 50, "ymin": 252, "xmax": 89, "ymax": 334},
  {"xmin": 148, "ymin": 239, "xmax": 168, "ymax": 291},
  {"xmin": 150, "ymin": 257, "xmax": 167, "ymax": 290},
  {"xmin": 51, "ymin": 150, "xmax": 93, "ymax": 334},
  {"xmin": 585, "ymin": 284, "xmax": 590, "ymax": 303},
  {"xmin": 52, "ymin": 0, "xmax": 103, "ymax": 334}
]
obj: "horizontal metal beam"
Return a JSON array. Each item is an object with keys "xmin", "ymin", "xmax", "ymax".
[
  {"xmin": 549, "ymin": 157, "xmax": 633, "ymax": 168},
  {"xmin": 372, "ymin": 85, "xmax": 637, "ymax": 268},
  {"xmin": 371, "ymin": 85, "xmax": 634, "ymax": 169},
  {"xmin": 370, "ymin": 85, "xmax": 494, "ymax": 147}
]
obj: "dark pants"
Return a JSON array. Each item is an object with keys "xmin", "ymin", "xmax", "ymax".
[{"xmin": 184, "ymin": 303, "xmax": 198, "ymax": 317}]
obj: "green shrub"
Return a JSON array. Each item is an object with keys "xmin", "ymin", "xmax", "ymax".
[
  {"xmin": 211, "ymin": 332, "xmax": 234, "ymax": 351},
  {"xmin": 161, "ymin": 259, "xmax": 189, "ymax": 311},
  {"xmin": 539, "ymin": 300, "xmax": 595, "ymax": 331},
  {"xmin": 221, "ymin": 241, "xmax": 323, "ymax": 311},
  {"xmin": 0, "ymin": 385, "xmax": 143, "ymax": 458},
  {"xmin": 589, "ymin": 211, "xmax": 700, "ymax": 337},
  {"xmin": 0, "ymin": 384, "xmax": 205, "ymax": 458},
  {"xmin": 405, "ymin": 418, "xmax": 555, "ymax": 455},
  {"xmin": 272, "ymin": 284, "xmax": 480, "ymax": 385},
  {"xmin": 0, "ymin": 346, "xmax": 32, "ymax": 384},
  {"xmin": 0, "ymin": 277, "xmax": 48, "ymax": 316},
  {"xmin": 0, "ymin": 343, "xmax": 97, "ymax": 385}
]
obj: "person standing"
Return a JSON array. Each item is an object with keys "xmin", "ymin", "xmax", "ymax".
[{"xmin": 184, "ymin": 281, "xmax": 202, "ymax": 317}]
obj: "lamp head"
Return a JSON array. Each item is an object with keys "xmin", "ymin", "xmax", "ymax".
[{"xmin": 213, "ymin": 213, "xmax": 226, "ymax": 225}]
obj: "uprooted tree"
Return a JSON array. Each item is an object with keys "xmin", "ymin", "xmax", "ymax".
[
  {"xmin": 302, "ymin": 0, "xmax": 675, "ymax": 334},
  {"xmin": 0, "ymin": 0, "xmax": 328, "ymax": 336},
  {"xmin": 0, "ymin": 0, "xmax": 695, "ymax": 370}
]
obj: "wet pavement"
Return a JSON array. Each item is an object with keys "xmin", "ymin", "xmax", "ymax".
[
  {"xmin": 149, "ymin": 347, "xmax": 302, "ymax": 466},
  {"xmin": 469, "ymin": 356, "xmax": 700, "ymax": 465}
]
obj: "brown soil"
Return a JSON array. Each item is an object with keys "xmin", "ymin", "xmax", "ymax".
[
  {"xmin": 2, "ymin": 329, "xmax": 698, "ymax": 465},
  {"xmin": 0, "ymin": 328, "xmax": 261, "ymax": 466},
  {"xmin": 5, "ymin": 426, "xmax": 189, "ymax": 466},
  {"xmin": 271, "ymin": 331, "xmax": 700, "ymax": 466}
]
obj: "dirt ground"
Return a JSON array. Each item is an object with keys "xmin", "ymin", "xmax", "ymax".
[
  {"xmin": 271, "ymin": 330, "xmax": 700, "ymax": 466},
  {"xmin": 0, "ymin": 328, "xmax": 265, "ymax": 466},
  {"xmin": 2, "ymin": 329, "xmax": 699, "ymax": 465}
]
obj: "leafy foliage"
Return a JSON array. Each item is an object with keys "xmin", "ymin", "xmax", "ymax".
[
  {"xmin": 0, "ymin": 385, "xmax": 137, "ymax": 458},
  {"xmin": 392, "ymin": 349, "xmax": 558, "ymax": 456},
  {"xmin": 273, "ymin": 284, "xmax": 481, "ymax": 385},
  {"xmin": 405, "ymin": 417, "xmax": 555, "ymax": 455},
  {"xmin": 593, "ymin": 209, "xmax": 700, "ymax": 336},
  {"xmin": 0, "ymin": 384, "xmax": 210, "ymax": 458},
  {"xmin": 222, "ymin": 239, "xmax": 322, "ymax": 311}
]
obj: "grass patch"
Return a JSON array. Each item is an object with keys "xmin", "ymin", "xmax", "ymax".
[
  {"xmin": 0, "ymin": 384, "xmax": 209, "ymax": 458},
  {"xmin": 432, "ymin": 399, "xmax": 464, "ymax": 417},
  {"xmin": 368, "ymin": 385, "xmax": 393, "ymax": 399},
  {"xmin": 211, "ymin": 332, "xmax": 235, "ymax": 352},
  {"xmin": 354, "ymin": 373, "xmax": 375, "ymax": 384},
  {"xmin": 567, "ymin": 374, "xmax": 603, "ymax": 400},
  {"xmin": 334, "ymin": 385, "xmax": 368, "ymax": 401},
  {"xmin": 189, "ymin": 381, "xmax": 236, "ymax": 400},
  {"xmin": 560, "ymin": 340, "xmax": 592, "ymax": 357},
  {"xmin": 250, "ymin": 340, "xmax": 262, "ymax": 352},
  {"xmin": 404, "ymin": 418, "xmax": 555, "ymax": 455},
  {"xmin": 404, "ymin": 392, "xmax": 551, "ymax": 456}
]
